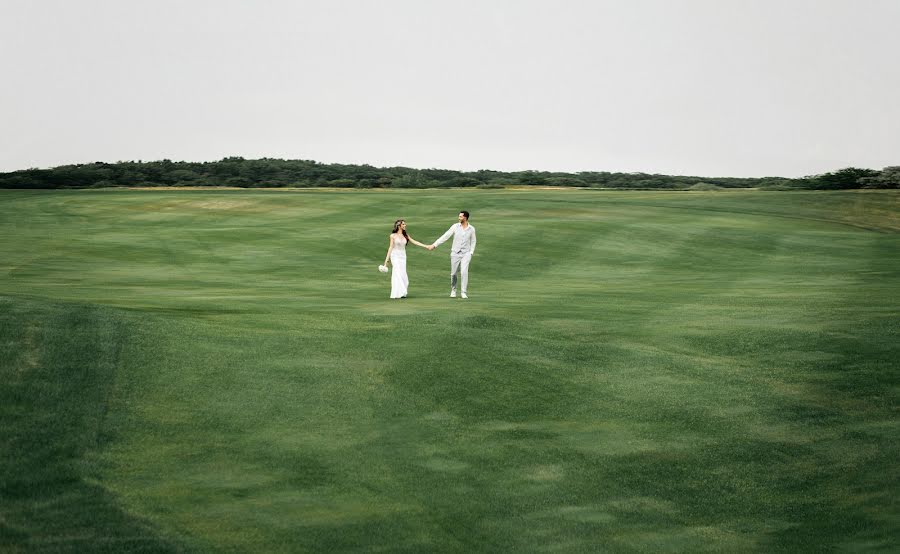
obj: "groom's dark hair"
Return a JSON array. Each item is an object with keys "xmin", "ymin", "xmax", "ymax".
[{"xmin": 460, "ymin": 210, "xmax": 470, "ymax": 219}]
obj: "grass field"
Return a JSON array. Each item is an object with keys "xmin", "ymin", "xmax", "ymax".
[{"xmin": 1, "ymin": 188, "xmax": 898, "ymax": 552}]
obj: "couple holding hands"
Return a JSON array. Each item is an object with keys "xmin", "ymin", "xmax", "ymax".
[{"xmin": 382, "ymin": 211, "xmax": 477, "ymax": 299}]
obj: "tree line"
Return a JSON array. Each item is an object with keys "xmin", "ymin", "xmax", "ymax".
[{"xmin": 0, "ymin": 157, "xmax": 897, "ymax": 190}]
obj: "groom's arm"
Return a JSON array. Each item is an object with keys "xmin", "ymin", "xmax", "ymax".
[
  {"xmin": 432, "ymin": 225, "xmax": 456, "ymax": 248},
  {"xmin": 469, "ymin": 228, "xmax": 476, "ymax": 255}
]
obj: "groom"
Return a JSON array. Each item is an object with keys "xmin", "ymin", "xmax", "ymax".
[{"xmin": 429, "ymin": 211, "xmax": 477, "ymax": 299}]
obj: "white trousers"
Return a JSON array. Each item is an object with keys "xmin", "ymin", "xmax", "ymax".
[{"xmin": 450, "ymin": 252, "xmax": 472, "ymax": 293}]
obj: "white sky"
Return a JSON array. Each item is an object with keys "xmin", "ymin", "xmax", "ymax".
[{"xmin": 2, "ymin": 0, "xmax": 898, "ymax": 177}]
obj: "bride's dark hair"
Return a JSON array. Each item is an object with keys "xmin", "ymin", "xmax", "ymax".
[{"xmin": 392, "ymin": 219, "xmax": 409, "ymax": 241}]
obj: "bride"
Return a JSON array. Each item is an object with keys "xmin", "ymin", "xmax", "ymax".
[{"xmin": 383, "ymin": 219, "xmax": 429, "ymax": 299}]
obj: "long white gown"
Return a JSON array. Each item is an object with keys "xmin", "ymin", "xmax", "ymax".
[{"xmin": 390, "ymin": 236, "xmax": 409, "ymax": 299}]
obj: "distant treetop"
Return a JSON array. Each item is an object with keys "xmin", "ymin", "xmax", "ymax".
[{"xmin": 0, "ymin": 158, "xmax": 895, "ymax": 190}]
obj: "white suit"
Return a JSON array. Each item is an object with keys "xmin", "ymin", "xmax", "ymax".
[{"xmin": 433, "ymin": 223, "xmax": 477, "ymax": 294}]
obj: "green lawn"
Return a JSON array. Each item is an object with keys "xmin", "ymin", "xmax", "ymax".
[{"xmin": 1, "ymin": 189, "xmax": 898, "ymax": 552}]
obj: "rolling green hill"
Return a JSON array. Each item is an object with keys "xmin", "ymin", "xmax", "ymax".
[{"xmin": 2, "ymin": 189, "xmax": 898, "ymax": 552}]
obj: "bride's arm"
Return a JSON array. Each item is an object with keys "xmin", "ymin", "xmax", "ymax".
[
  {"xmin": 383, "ymin": 235, "xmax": 394, "ymax": 265},
  {"xmin": 407, "ymin": 235, "xmax": 429, "ymax": 248}
]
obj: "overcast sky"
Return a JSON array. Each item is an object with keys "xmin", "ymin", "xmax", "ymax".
[{"xmin": 2, "ymin": 0, "xmax": 898, "ymax": 177}]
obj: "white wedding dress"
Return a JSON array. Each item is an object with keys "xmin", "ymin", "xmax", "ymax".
[{"xmin": 390, "ymin": 236, "xmax": 409, "ymax": 299}]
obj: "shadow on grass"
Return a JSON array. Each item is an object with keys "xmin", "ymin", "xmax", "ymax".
[{"xmin": 0, "ymin": 296, "xmax": 183, "ymax": 553}]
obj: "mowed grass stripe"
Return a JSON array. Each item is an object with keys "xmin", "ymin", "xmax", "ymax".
[
  {"xmin": 0, "ymin": 297, "xmax": 183, "ymax": 552},
  {"xmin": 0, "ymin": 189, "xmax": 897, "ymax": 552}
]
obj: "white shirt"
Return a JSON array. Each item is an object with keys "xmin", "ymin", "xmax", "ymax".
[{"xmin": 434, "ymin": 223, "xmax": 476, "ymax": 255}]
